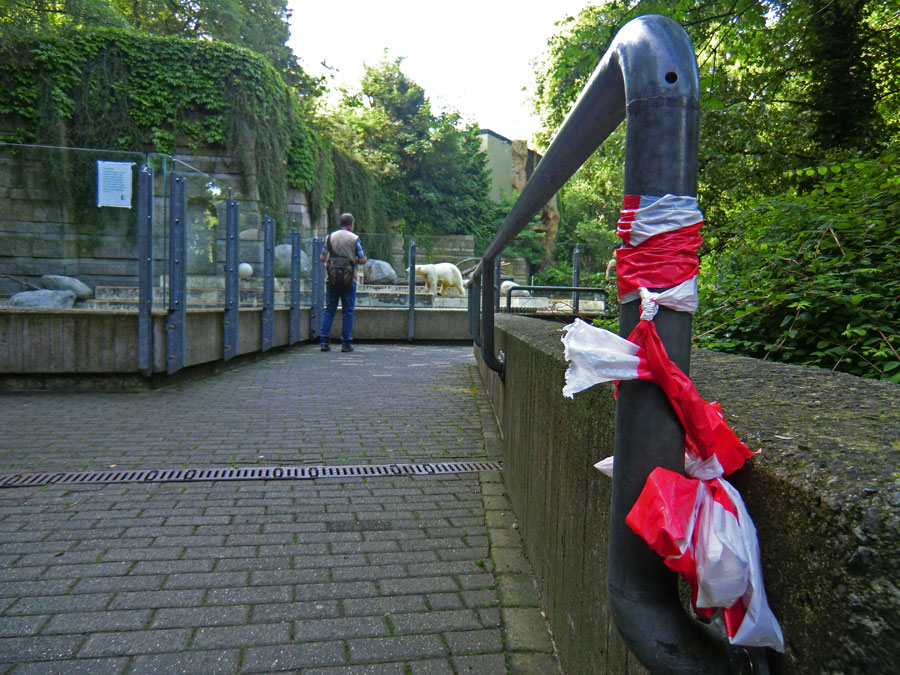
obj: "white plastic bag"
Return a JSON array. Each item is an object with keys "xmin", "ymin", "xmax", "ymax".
[{"xmin": 561, "ymin": 319, "xmax": 642, "ymax": 398}]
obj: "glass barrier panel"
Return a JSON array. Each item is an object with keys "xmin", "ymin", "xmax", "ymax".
[{"xmin": 0, "ymin": 143, "xmax": 146, "ymax": 310}]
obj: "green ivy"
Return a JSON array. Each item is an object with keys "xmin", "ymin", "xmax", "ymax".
[
  {"xmin": 695, "ymin": 151, "xmax": 900, "ymax": 382},
  {"xmin": 0, "ymin": 28, "xmax": 324, "ymax": 231}
]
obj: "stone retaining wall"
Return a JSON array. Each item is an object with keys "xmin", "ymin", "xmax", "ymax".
[{"xmin": 476, "ymin": 314, "xmax": 899, "ymax": 675}]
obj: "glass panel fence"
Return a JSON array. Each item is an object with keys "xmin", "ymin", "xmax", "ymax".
[
  {"xmin": 0, "ymin": 143, "xmax": 146, "ymax": 309},
  {"xmin": 148, "ymin": 154, "xmax": 231, "ymax": 311}
]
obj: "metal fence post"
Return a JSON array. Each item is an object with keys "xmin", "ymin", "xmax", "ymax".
[
  {"xmin": 261, "ymin": 215, "xmax": 274, "ymax": 352},
  {"xmin": 289, "ymin": 228, "xmax": 300, "ymax": 344},
  {"xmin": 407, "ymin": 240, "xmax": 416, "ymax": 342},
  {"xmin": 137, "ymin": 164, "xmax": 153, "ymax": 376},
  {"xmin": 224, "ymin": 199, "xmax": 239, "ymax": 361},
  {"xmin": 166, "ymin": 172, "xmax": 186, "ymax": 375},
  {"xmin": 310, "ymin": 237, "xmax": 322, "ymax": 339},
  {"xmin": 572, "ymin": 246, "xmax": 582, "ymax": 313},
  {"xmin": 493, "ymin": 257, "xmax": 502, "ymax": 313}
]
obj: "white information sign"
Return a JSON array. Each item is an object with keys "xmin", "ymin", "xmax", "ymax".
[{"xmin": 96, "ymin": 160, "xmax": 135, "ymax": 208}]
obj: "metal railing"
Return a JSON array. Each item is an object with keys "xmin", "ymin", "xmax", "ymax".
[
  {"xmin": 503, "ymin": 286, "xmax": 608, "ymax": 313},
  {"xmin": 469, "ymin": 14, "xmax": 764, "ymax": 674}
]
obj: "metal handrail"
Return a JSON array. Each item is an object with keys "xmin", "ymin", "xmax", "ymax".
[
  {"xmin": 504, "ymin": 285, "xmax": 608, "ymax": 312},
  {"xmin": 469, "ymin": 13, "xmax": 700, "ymax": 381},
  {"xmin": 468, "ymin": 14, "xmax": 760, "ymax": 673}
]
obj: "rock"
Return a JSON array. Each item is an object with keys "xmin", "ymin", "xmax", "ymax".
[
  {"xmin": 9, "ymin": 289, "xmax": 76, "ymax": 308},
  {"xmin": 40, "ymin": 274, "xmax": 92, "ymax": 299},
  {"xmin": 273, "ymin": 244, "xmax": 310, "ymax": 276},
  {"xmin": 238, "ymin": 263, "xmax": 254, "ymax": 279},
  {"xmin": 239, "ymin": 228, "xmax": 258, "ymax": 240},
  {"xmin": 363, "ymin": 259, "xmax": 397, "ymax": 285}
]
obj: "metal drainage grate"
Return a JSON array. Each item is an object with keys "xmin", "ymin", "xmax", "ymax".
[{"xmin": 0, "ymin": 461, "xmax": 503, "ymax": 489}]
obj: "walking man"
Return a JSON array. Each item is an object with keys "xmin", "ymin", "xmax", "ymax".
[{"xmin": 319, "ymin": 213, "xmax": 367, "ymax": 352}]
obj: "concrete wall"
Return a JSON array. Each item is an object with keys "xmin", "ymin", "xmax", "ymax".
[
  {"xmin": 476, "ymin": 314, "xmax": 899, "ymax": 675},
  {"xmin": 0, "ymin": 307, "xmax": 470, "ymax": 383}
]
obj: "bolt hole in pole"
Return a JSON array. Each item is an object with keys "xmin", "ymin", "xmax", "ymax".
[{"xmin": 666, "ymin": 71, "xmax": 679, "ymax": 83}]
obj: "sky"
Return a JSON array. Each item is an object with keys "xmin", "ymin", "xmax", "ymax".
[{"xmin": 286, "ymin": 1, "xmax": 593, "ymax": 143}]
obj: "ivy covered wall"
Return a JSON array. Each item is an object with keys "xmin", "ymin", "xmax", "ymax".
[{"xmin": 0, "ymin": 28, "xmax": 387, "ymax": 237}]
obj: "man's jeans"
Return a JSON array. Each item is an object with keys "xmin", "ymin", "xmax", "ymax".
[{"xmin": 320, "ymin": 282, "xmax": 357, "ymax": 345}]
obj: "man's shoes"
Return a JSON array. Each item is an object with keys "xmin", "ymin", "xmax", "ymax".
[
  {"xmin": 320, "ymin": 343, "xmax": 330, "ymax": 352},
  {"xmin": 341, "ymin": 343, "xmax": 353, "ymax": 352}
]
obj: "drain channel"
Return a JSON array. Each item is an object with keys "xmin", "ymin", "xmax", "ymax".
[{"xmin": 0, "ymin": 460, "xmax": 503, "ymax": 489}]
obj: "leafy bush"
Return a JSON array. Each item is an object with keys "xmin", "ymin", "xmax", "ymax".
[{"xmin": 695, "ymin": 151, "xmax": 900, "ymax": 382}]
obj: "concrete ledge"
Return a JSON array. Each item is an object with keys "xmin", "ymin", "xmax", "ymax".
[
  {"xmin": 0, "ymin": 307, "xmax": 470, "ymax": 382},
  {"xmin": 476, "ymin": 314, "xmax": 899, "ymax": 675}
]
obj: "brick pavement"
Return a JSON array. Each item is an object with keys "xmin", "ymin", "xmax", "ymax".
[{"xmin": 0, "ymin": 343, "xmax": 561, "ymax": 674}]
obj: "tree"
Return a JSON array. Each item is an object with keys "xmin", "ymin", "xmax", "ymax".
[
  {"xmin": 532, "ymin": 1, "xmax": 900, "ymax": 378},
  {"xmin": 336, "ymin": 56, "xmax": 494, "ymax": 238}
]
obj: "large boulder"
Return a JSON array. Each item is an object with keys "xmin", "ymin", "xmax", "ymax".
[
  {"xmin": 9, "ymin": 290, "xmax": 76, "ymax": 308},
  {"xmin": 363, "ymin": 259, "xmax": 397, "ymax": 285},
  {"xmin": 274, "ymin": 244, "xmax": 310, "ymax": 276},
  {"xmin": 40, "ymin": 274, "xmax": 92, "ymax": 299}
]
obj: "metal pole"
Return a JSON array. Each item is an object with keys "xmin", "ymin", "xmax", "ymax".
[
  {"xmin": 261, "ymin": 215, "xmax": 274, "ymax": 352},
  {"xmin": 470, "ymin": 13, "xmax": 738, "ymax": 672},
  {"xmin": 165, "ymin": 172, "xmax": 185, "ymax": 375},
  {"xmin": 137, "ymin": 165, "xmax": 153, "ymax": 376},
  {"xmin": 289, "ymin": 229, "xmax": 300, "ymax": 344},
  {"xmin": 472, "ymin": 274, "xmax": 482, "ymax": 347},
  {"xmin": 407, "ymin": 241, "xmax": 416, "ymax": 342},
  {"xmin": 572, "ymin": 246, "xmax": 581, "ymax": 313},
  {"xmin": 601, "ymin": 16, "xmax": 735, "ymax": 674},
  {"xmin": 223, "ymin": 200, "xmax": 239, "ymax": 361},
  {"xmin": 480, "ymin": 256, "xmax": 503, "ymax": 378},
  {"xmin": 493, "ymin": 257, "xmax": 501, "ymax": 313},
  {"xmin": 310, "ymin": 238, "xmax": 322, "ymax": 339}
]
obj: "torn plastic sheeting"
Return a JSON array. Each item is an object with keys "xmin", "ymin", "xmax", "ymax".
[
  {"xmin": 561, "ymin": 319, "xmax": 651, "ymax": 397},
  {"xmin": 617, "ymin": 194, "xmax": 704, "ymax": 247},
  {"xmin": 563, "ymin": 319, "xmax": 752, "ymax": 475},
  {"xmin": 619, "ymin": 276, "xmax": 699, "ymax": 312},
  {"xmin": 615, "ymin": 223, "xmax": 703, "ymax": 299},
  {"xmin": 626, "ymin": 467, "xmax": 785, "ymax": 651}
]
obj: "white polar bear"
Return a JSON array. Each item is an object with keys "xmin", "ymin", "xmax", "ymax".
[{"xmin": 412, "ymin": 263, "xmax": 466, "ymax": 296}]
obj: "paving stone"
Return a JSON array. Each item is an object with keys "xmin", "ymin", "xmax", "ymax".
[
  {"xmin": 294, "ymin": 616, "xmax": 389, "ymax": 641},
  {"xmin": 342, "ymin": 595, "xmax": 428, "ymax": 617},
  {"xmin": 491, "ymin": 547, "xmax": 534, "ymax": 575},
  {"xmin": 390, "ymin": 609, "xmax": 482, "ymax": 635},
  {"xmin": 502, "ymin": 608, "xmax": 554, "ymax": 653},
  {"xmin": 378, "ymin": 577, "xmax": 459, "ymax": 596},
  {"xmin": 129, "ymin": 649, "xmax": 240, "ymax": 674},
  {"xmin": 8, "ymin": 657, "xmax": 129, "ymax": 674},
  {"xmin": 241, "ymin": 640, "xmax": 346, "ymax": 672},
  {"xmin": 402, "ymin": 658, "xmax": 459, "ymax": 675},
  {"xmin": 43, "ymin": 609, "xmax": 150, "ymax": 634},
  {"xmin": 452, "ymin": 653, "xmax": 508, "ymax": 674},
  {"xmin": 347, "ymin": 635, "xmax": 446, "ymax": 664},
  {"xmin": 303, "ymin": 665, "xmax": 405, "ymax": 675},
  {"xmin": 107, "ymin": 589, "xmax": 203, "ymax": 610},
  {"xmin": 77, "ymin": 628, "xmax": 190, "ymax": 657},
  {"xmin": 5, "ymin": 593, "xmax": 111, "ymax": 616},
  {"xmin": 0, "ymin": 616, "xmax": 47, "ymax": 638},
  {"xmin": 70, "ymin": 574, "xmax": 164, "ymax": 594},
  {"xmin": 150, "ymin": 605, "xmax": 249, "ymax": 629},
  {"xmin": 0, "ymin": 635, "xmax": 82, "ymax": 663},
  {"xmin": 193, "ymin": 622, "xmax": 290, "ymax": 649},
  {"xmin": 497, "ymin": 574, "xmax": 541, "ymax": 607},
  {"xmin": 205, "ymin": 586, "xmax": 290, "ymax": 605},
  {"xmin": 251, "ymin": 600, "xmax": 339, "ymax": 623},
  {"xmin": 508, "ymin": 652, "xmax": 563, "ymax": 674},
  {"xmin": 444, "ymin": 628, "xmax": 504, "ymax": 655},
  {"xmin": 295, "ymin": 581, "xmax": 378, "ymax": 602}
]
